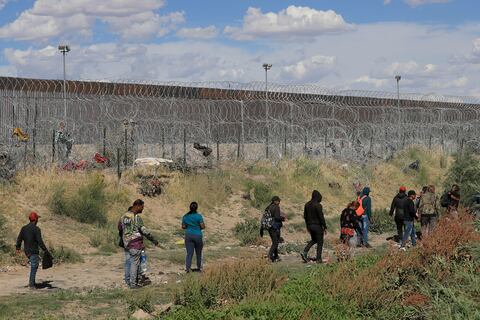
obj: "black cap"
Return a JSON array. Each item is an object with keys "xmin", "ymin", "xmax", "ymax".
[{"xmin": 271, "ymin": 196, "xmax": 281, "ymax": 202}]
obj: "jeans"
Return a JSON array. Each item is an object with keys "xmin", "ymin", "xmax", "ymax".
[
  {"xmin": 394, "ymin": 216, "xmax": 404, "ymax": 241},
  {"xmin": 361, "ymin": 215, "xmax": 370, "ymax": 245},
  {"xmin": 29, "ymin": 254, "xmax": 40, "ymax": 287},
  {"xmin": 124, "ymin": 249, "xmax": 143, "ymax": 285},
  {"xmin": 268, "ymin": 228, "xmax": 281, "ymax": 262},
  {"xmin": 128, "ymin": 248, "xmax": 142, "ymax": 287},
  {"xmin": 303, "ymin": 224, "xmax": 324, "ymax": 262},
  {"xmin": 185, "ymin": 234, "xmax": 203, "ymax": 271},
  {"xmin": 401, "ymin": 221, "xmax": 417, "ymax": 248}
]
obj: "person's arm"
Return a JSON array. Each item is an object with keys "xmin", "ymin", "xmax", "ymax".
[
  {"xmin": 15, "ymin": 228, "xmax": 23, "ymax": 253},
  {"xmin": 316, "ymin": 204, "xmax": 327, "ymax": 231},
  {"xmin": 364, "ymin": 198, "xmax": 372, "ymax": 220},
  {"xmin": 272, "ymin": 205, "xmax": 283, "ymax": 222},
  {"xmin": 137, "ymin": 217, "xmax": 159, "ymax": 246},
  {"xmin": 389, "ymin": 197, "xmax": 396, "ymax": 216},
  {"xmin": 181, "ymin": 216, "xmax": 187, "ymax": 230},
  {"xmin": 408, "ymin": 200, "xmax": 416, "ymax": 219},
  {"xmin": 36, "ymin": 228, "xmax": 48, "ymax": 252},
  {"xmin": 199, "ymin": 216, "xmax": 206, "ymax": 230}
]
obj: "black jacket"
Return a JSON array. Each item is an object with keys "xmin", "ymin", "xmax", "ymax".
[
  {"xmin": 389, "ymin": 192, "xmax": 407, "ymax": 218},
  {"xmin": 403, "ymin": 198, "xmax": 417, "ymax": 222},
  {"xmin": 16, "ymin": 222, "xmax": 47, "ymax": 256},
  {"xmin": 304, "ymin": 191, "xmax": 327, "ymax": 230},
  {"xmin": 268, "ymin": 203, "xmax": 284, "ymax": 230}
]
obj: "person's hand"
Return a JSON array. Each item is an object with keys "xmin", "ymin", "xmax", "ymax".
[
  {"xmin": 16, "ymin": 249, "xmax": 21, "ymax": 256},
  {"xmin": 324, "ymin": 229, "xmax": 328, "ymax": 235}
]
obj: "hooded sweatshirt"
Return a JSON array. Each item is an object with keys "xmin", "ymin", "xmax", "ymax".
[
  {"xmin": 361, "ymin": 187, "xmax": 372, "ymax": 220},
  {"xmin": 304, "ymin": 191, "xmax": 327, "ymax": 229},
  {"xmin": 389, "ymin": 192, "xmax": 407, "ymax": 218}
]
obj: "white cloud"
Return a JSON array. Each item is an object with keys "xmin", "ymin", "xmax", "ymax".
[
  {"xmin": 0, "ymin": 0, "xmax": 11, "ymax": 10},
  {"xmin": 354, "ymin": 76, "xmax": 389, "ymax": 88},
  {"xmin": 280, "ymin": 55, "xmax": 336, "ymax": 81},
  {"xmin": 404, "ymin": 0, "xmax": 451, "ymax": 7},
  {"xmin": 224, "ymin": 6, "xmax": 355, "ymax": 40},
  {"xmin": 0, "ymin": 0, "xmax": 184, "ymax": 41},
  {"xmin": 177, "ymin": 26, "xmax": 219, "ymax": 39}
]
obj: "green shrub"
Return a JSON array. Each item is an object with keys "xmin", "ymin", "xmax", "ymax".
[
  {"xmin": 48, "ymin": 174, "xmax": 108, "ymax": 225},
  {"xmin": 444, "ymin": 150, "xmax": 480, "ymax": 206},
  {"xmin": 246, "ymin": 181, "xmax": 273, "ymax": 209},
  {"xmin": 0, "ymin": 213, "xmax": 10, "ymax": 254},
  {"xmin": 89, "ymin": 226, "xmax": 118, "ymax": 254},
  {"xmin": 233, "ymin": 218, "xmax": 261, "ymax": 246},
  {"xmin": 125, "ymin": 291, "xmax": 155, "ymax": 313},
  {"xmin": 49, "ymin": 245, "xmax": 83, "ymax": 264},
  {"xmin": 370, "ymin": 209, "xmax": 396, "ymax": 234}
]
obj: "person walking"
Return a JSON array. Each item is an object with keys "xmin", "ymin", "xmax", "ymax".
[
  {"xmin": 400, "ymin": 190, "xmax": 418, "ymax": 251},
  {"xmin": 359, "ymin": 187, "xmax": 372, "ymax": 248},
  {"xmin": 266, "ymin": 196, "xmax": 285, "ymax": 262},
  {"xmin": 15, "ymin": 212, "xmax": 49, "ymax": 289},
  {"xmin": 301, "ymin": 190, "xmax": 327, "ymax": 263},
  {"xmin": 418, "ymin": 185, "xmax": 439, "ymax": 237},
  {"xmin": 339, "ymin": 201, "xmax": 361, "ymax": 259},
  {"xmin": 447, "ymin": 184, "xmax": 461, "ymax": 218},
  {"xmin": 182, "ymin": 202, "xmax": 205, "ymax": 273},
  {"xmin": 120, "ymin": 199, "xmax": 159, "ymax": 289},
  {"xmin": 389, "ymin": 186, "xmax": 408, "ymax": 243}
]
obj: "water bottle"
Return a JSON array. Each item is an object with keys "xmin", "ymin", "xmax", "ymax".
[{"xmin": 140, "ymin": 250, "xmax": 147, "ymax": 274}]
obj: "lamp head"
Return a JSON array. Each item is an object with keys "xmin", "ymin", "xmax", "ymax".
[
  {"xmin": 395, "ymin": 75, "xmax": 401, "ymax": 82},
  {"xmin": 262, "ymin": 63, "xmax": 272, "ymax": 70},
  {"xmin": 58, "ymin": 45, "xmax": 70, "ymax": 53}
]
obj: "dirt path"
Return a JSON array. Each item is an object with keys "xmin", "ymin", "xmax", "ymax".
[
  {"xmin": 0, "ymin": 252, "xmax": 184, "ymax": 297},
  {"xmin": 0, "ymin": 232, "xmax": 395, "ymax": 297}
]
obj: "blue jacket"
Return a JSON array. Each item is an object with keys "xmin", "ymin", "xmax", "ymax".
[{"xmin": 361, "ymin": 187, "xmax": 372, "ymax": 219}]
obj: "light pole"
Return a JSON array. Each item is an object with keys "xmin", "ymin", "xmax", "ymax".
[
  {"xmin": 395, "ymin": 75, "xmax": 402, "ymax": 147},
  {"xmin": 263, "ymin": 63, "xmax": 272, "ymax": 159},
  {"xmin": 58, "ymin": 45, "xmax": 70, "ymax": 123}
]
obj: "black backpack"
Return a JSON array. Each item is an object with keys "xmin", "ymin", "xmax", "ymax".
[{"xmin": 440, "ymin": 192, "xmax": 450, "ymax": 208}]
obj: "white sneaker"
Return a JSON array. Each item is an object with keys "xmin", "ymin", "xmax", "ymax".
[{"xmin": 399, "ymin": 247, "xmax": 406, "ymax": 251}]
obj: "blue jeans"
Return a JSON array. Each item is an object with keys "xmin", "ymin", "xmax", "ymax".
[
  {"xmin": 29, "ymin": 254, "xmax": 40, "ymax": 287},
  {"xmin": 185, "ymin": 234, "xmax": 203, "ymax": 271},
  {"xmin": 361, "ymin": 215, "xmax": 370, "ymax": 245},
  {"xmin": 124, "ymin": 249, "xmax": 143, "ymax": 285},
  {"xmin": 128, "ymin": 248, "xmax": 142, "ymax": 287},
  {"xmin": 401, "ymin": 221, "xmax": 417, "ymax": 248}
]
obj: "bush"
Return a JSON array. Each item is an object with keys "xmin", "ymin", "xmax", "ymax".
[
  {"xmin": 48, "ymin": 174, "xmax": 108, "ymax": 225},
  {"xmin": 233, "ymin": 218, "xmax": 261, "ymax": 246},
  {"xmin": 49, "ymin": 245, "xmax": 83, "ymax": 264},
  {"xmin": 246, "ymin": 181, "xmax": 273, "ymax": 209},
  {"xmin": 126, "ymin": 291, "xmax": 155, "ymax": 313},
  {"xmin": 370, "ymin": 209, "xmax": 396, "ymax": 234},
  {"xmin": 444, "ymin": 149, "xmax": 480, "ymax": 206},
  {"xmin": 0, "ymin": 213, "xmax": 10, "ymax": 254},
  {"xmin": 89, "ymin": 225, "xmax": 118, "ymax": 254},
  {"xmin": 174, "ymin": 259, "xmax": 286, "ymax": 308}
]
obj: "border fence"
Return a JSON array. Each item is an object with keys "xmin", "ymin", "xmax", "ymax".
[{"xmin": 1, "ymin": 76, "xmax": 480, "ymax": 169}]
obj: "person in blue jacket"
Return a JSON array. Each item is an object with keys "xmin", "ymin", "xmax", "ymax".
[
  {"xmin": 182, "ymin": 202, "xmax": 205, "ymax": 273},
  {"xmin": 360, "ymin": 187, "xmax": 372, "ymax": 248}
]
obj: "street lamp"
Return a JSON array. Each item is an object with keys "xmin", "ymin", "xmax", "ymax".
[
  {"xmin": 58, "ymin": 45, "xmax": 70, "ymax": 123},
  {"xmin": 263, "ymin": 63, "xmax": 272, "ymax": 159},
  {"xmin": 395, "ymin": 75, "xmax": 402, "ymax": 147}
]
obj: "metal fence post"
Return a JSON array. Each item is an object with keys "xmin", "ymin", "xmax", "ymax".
[
  {"xmin": 103, "ymin": 127, "xmax": 107, "ymax": 157},
  {"xmin": 124, "ymin": 128, "xmax": 128, "ymax": 167},
  {"xmin": 33, "ymin": 101, "xmax": 37, "ymax": 161},
  {"xmin": 52, "ymin": 130, "xmax": 55, "ymax": 163},
  {"xmin": 183, "ymin": 127, "xmax": 187, "ymax": 169}
]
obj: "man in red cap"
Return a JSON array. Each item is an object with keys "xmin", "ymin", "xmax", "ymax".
[
  {"xmin": 389, "ymin": 186, "xmax": 408, "ymax": 243},
  {"xmin": 16, "ymin": 212, "xmax": 48, "ymax": 289}
]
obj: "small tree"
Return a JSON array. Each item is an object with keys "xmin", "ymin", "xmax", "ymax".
[{"xmin": 444, "ymin": 149, "xmax": 480, "ymax": 206}]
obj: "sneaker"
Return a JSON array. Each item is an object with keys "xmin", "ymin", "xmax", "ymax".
[
  {"xmin": 28, "ymin": 285, "xmax": 37, "ymax": 290},
  {"xmin": 300, "ymin": 252, "xmax": 309, "ymax": 263},
  {"xmin": 399, "ymin": 247, "xmax": 406, "ymax": 252},
  {"xmin": 364, "ymin": 243, "xmax": 372, "ymax": 248},
  {"xmin": 129, "ymin": 284, "xmax": 142, "ymax": 289}
]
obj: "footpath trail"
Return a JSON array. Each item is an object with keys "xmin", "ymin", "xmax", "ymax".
[{"xmin": 0, "ymin": 233, "xmax": 393, "ymax": 297}]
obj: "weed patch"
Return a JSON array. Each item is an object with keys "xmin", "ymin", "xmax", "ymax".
[
  {"xmin": 233, "ymin": 218, "xmax": 261, "ymax": 246},
  {"xmin": 245, "ymin": 181, "xmax": 273, "ymax": 209},
  {"xmin": 370, "ymin": 209, "xmax": 396, "ymax": 234},
  {"xmin": 49, "ymin": 245, "xmax": 83, "ymax": 264}
]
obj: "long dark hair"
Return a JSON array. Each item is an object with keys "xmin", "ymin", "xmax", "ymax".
[{"xmin": 188, "ymin": 202, "xmax": 198, "ymax": 214}]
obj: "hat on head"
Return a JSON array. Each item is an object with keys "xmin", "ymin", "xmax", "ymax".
[
  {"xmin": 271, "ymin": 196, "xmax": 281, "ymax": 202},
  {"xmin": 28, "ymin": 212, "xmax": 40, "ymax": 222},
  {"xmin": 399, "ymin": 186, "xmax": 407, "ymax": 192}
]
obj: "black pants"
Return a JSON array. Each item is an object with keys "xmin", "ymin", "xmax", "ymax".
[
  {"xmin": 268, "ymin": 228, "xmax": 281, "ymax": 261},
  {"xmin": 185, "ymin": 234, "xmax": 203, "ymax": 271},
  {"xmin": 395, "ymin": 216, "xmax": 404, "ymax": 242},
  {"xmin": 303, "ymin": 224, "xmax": 324, "ymax": 262}
]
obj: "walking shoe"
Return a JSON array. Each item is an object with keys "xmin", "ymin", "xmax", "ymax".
[
  {"xmin": 399, "ymin": 247, "xmax": 406, "ymax": 252},
  {"xmin": 129, "ymin": 284, "xmax": 142, "ymax": 289},
  {"xmin": 364, "ymin": 243, "xmax": 372, "ymax": 248},
  {"xmin": 300, "ymin": 252, "xmax": 309, "ymax": 263}
]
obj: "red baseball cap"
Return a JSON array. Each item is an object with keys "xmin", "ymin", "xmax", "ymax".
[
  {"xmin": 28, "ymin": 212, "xmax": 40, "ymax": 222},
  {"xmin": 399, "ymin": 186, "xmax": 407, "ymax": 192}
]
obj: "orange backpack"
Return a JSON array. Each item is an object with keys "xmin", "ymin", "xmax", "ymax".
[{"xmin": 356, "ymin": 195, "xmax": 366, "ymax": 216}]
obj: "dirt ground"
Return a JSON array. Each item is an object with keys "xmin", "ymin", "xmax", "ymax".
[{"xmin": 0, "ymin": 232, "xmax": 393, "ymax": 298}]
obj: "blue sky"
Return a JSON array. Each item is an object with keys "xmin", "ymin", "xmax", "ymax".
[{"xmin": 0, "ymin": 0, "xmax": 478, "ymax": 96}]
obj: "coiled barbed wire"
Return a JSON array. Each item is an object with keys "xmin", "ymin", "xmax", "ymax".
[{"xmin": 0, "ymin": 76, "xmax": 479, "ymax": 167}]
